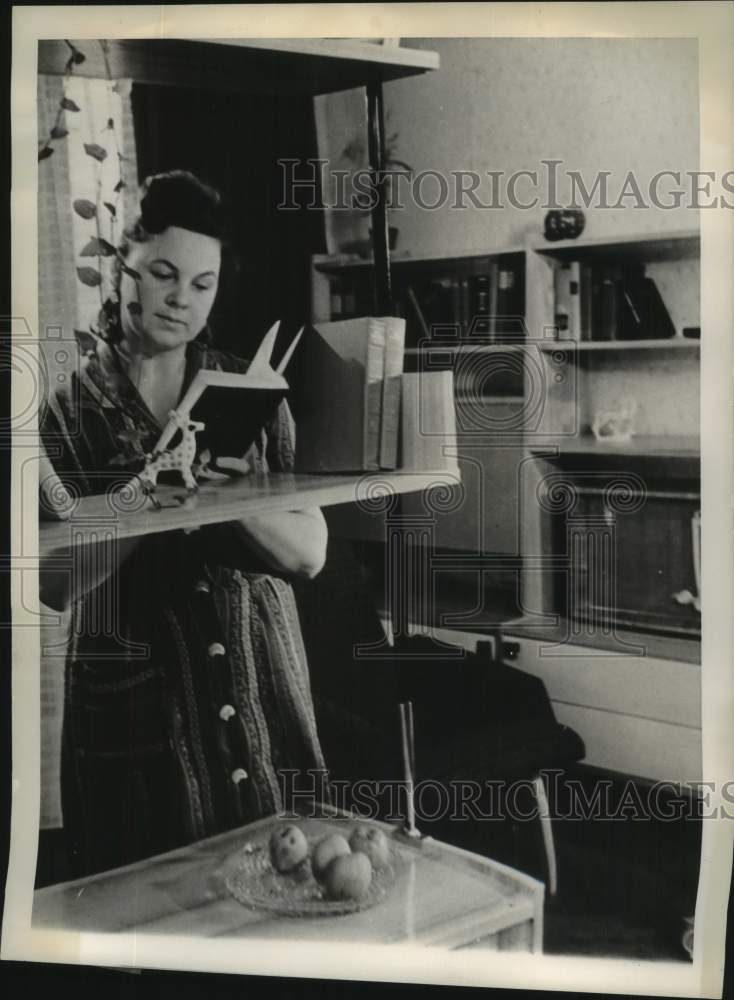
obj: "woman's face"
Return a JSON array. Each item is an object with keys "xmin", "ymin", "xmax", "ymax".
[{"xmin": 119, "ymin": 225, "xmax": 221, "ymax": 355}]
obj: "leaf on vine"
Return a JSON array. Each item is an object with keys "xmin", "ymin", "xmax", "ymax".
[
  {"xmin": 84, "ymin": 143, "xmax": 108, "ymax": 162},
  {"xmin": 50, "ymin": 125, "xmax": 69, "ymax": 140},
  {"xmin": 127, "ymin": 301, "xmax": 143, "ymax": 317},
  {"xmin": 106, "ymin": 118, "xmax": 115, "ymax": 129},
  {"xmin": 76, "ymin": 266, "xmax": 102, "ymax": 287},
  {"xmin": 60, "ymin": 97, "xmax": 81, "ymax": 112},
  {"xmin": 72, "ymin": 49, "xmax": 86, "ymax": 65},
  {"xmin": 38, "ymin": 146, "xmax": 54, "ymax": 161},
  {"xmin": 114, "ymin": 179, "xmax": 126, "ymax": 192},
  {"xmin": 73, "ymin": 199, "xmax": 97, "ymax": 219},
  {"xmin": 103, "ymin": 201, "xmax": 117, "ymax": 218},
  {"xmin": 80, "ymin": 237, "xmax": 116, "ymax": 257}
]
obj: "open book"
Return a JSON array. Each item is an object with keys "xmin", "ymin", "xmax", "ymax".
[{"xmin": 153, "ymin": 321, "xmax": 302, "ymax": 464}]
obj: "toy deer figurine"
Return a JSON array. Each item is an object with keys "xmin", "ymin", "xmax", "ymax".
[{"xmin": 140, "ymin": 410, "xmax": 205, "ymax": 506}]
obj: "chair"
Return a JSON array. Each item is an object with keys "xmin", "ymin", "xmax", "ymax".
[{"xmin": 296, "ymin": 538, "xmax": 585, "ymax": 895}]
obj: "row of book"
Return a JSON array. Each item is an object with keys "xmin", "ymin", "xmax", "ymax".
[
  {"xmin": 554, "ymin": 261, "xmax": 676, "ymax": 341},
  {"xmin": 327, "ymin": 260, "xmax": 526, "ymax": 346},
  {"xmin": 295, "ymin": 315, "xmax": 407, "ymax": 472},
  {"xmin": 402, "ymin": 258, "xmax": 525, "ymax": 344}
]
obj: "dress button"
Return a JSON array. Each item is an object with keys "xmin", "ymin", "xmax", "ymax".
[
  {"xmin": 207, "ymin": 642, "xmax": 226, "ymax": 658},
  {"xmin": 231, "ymin": 768, "xmax": 248, "ymax": 785},
  {"xmin": 195, "ymin": 580, "xmax": 211, "ymax": 594},
  {"xmin": 219, "ymin": 704, "xmax": 236, "ymax": 721}
]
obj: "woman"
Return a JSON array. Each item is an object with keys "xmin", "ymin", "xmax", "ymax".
[{"xmin": 40, "ymin": 171, "xmax": 329, "ymax": 877}]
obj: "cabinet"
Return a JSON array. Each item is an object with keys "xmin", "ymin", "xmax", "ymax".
[
  {"xmin": 523, "ymin": 231, "xmax": 700, "ymax": 648},
  {"xmin": 313, "ymin": 230, "xmax": 701, "ymax": 658}
]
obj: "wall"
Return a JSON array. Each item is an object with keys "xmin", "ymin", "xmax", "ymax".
[
  {"xmin": 317, "ymin": 38, "xmax": 699, "ymax": 255},
  {"xmin": 382, "ymin": 37, "xmax": 699, "ymax": 254}
]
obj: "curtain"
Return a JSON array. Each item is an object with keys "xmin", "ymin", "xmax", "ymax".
[{"xmin": 37, "ymin": 72, "xmax": 137, "ymax": 830}]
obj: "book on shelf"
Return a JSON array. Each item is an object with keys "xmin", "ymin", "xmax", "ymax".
[
  {"xmin": 493, "ymin": 259, "xmax": 525, "ymax": 342},
  {"xmin": 295, "ymin": 315, "xmax": 406, "ymax": 473},
  {"xmin": 400, "ymin": 371, "xmax": 459, "ymax": 473},
  {"xmin": 380, "ymin": 316, "xmax": 407, "ymax": 469},
  {"xmin": 154, "ymin": 320, "xmax": 301, "ymax": 465},
  {"xmin": 470, "ymin": 272, "xmax": 492, "ymax": 338},
  {"xmin": 554, "ymin": 261, "xmax": 582, "ymax": 340},
  {"xmin": 460, "ymin": 275, "xmax": 471, "ymax": 336},
  {"xmin": 589, "ymin": 264, "xmax": 676, "ymax": 341}
]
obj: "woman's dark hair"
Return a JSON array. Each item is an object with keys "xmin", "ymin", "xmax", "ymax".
[
  {"xmin": 120, "ymin": 169, "xmax": 230, "ymax": 252},
  {"xmin": 99, "ymin": 170, "xmax": 232, "ymax": 345}
]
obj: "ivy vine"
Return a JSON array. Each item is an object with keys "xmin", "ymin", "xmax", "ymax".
[{"xmin": 39, "ymin": 39, "xmax": 135, "ymax": 325}]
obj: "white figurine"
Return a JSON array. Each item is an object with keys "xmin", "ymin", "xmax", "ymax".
[{"xmin": 140, "ymin": 409, "xmax": 205, "ymax": 504}]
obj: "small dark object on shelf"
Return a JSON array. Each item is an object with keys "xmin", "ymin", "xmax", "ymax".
[
  {"xmin": 682, "ymin": 326, "xmax": 700, "ymax": 340},
  {"xmin": 544, "ymin": 209, "xmax": 586, "ymax": 242}
]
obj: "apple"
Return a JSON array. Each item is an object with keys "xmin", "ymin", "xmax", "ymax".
[
  {"xmin": 323, "ymin": 851, "xmax": 373, "ymax": 902},
  {"xmin": 269, "ymin": 824, "xmax": 309, "ymax": 873},
  {"xmin": 349, "ymin": 825, "xmax": 390, "ymax": 869},
  {"xmin": 311, "ymin": 833, "xmax": 351, "ymax": 883}
]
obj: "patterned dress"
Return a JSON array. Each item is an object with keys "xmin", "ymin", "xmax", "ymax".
[{"xmin": 41, "ymin": 336, "xmax": 328, "ymax": 877}]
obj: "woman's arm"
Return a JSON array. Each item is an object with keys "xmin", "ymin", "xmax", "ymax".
[
  {"xmin": 214, "ymin": 455, "xmax": 327, "ymax": 579},
  {"xmin": 231, "ymin": 506, "xmax": 327, "ymax": 580},
  {"xmin": 40, "ymin": 536, "xmax": 142, "ymax": 612}
]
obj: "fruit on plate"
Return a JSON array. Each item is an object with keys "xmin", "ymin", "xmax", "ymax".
[
  {"xmin": 323, "ymin": 851, "xmax": 373, "ymax": 902},
  {"xmin": 269, "ymin": 824, "xmax": 309, "ymax": 873},
  {"xmin": 349, "ymin": 825, "xmax": 390, "ymax": 869},
  {"xmin": 311, "ymin": 833, "xmax": 351, "ymax": 883}
]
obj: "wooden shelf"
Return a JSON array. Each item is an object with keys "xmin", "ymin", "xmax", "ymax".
[
  {"xmin": 39, "ymin": 471, "xmax": 458, "ymax": 556},
  {"xmin": 405, "ymin": 343, "xmax": 527, "ymax": 354},
  {"xmin": 313, "ymin": 247, "xmax": 526, "ymax": 274},
  {"xmin": 530, "ymin": 435, "xmax": 700, "ymax": 460},
  {"xmin": 537, "ymin": 338, "xmax": 700, "ymax": 352},
  {"xmin": 531, "ymin": 229, "xmax": 699, "ymax": 263},
  {"xmin": 38, "ymin": 38, "xmax": 439, "ymax": 96}
]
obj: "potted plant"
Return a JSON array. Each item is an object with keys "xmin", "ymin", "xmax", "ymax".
[{"xmin": 335, "ymin": 114, "xmax": 413, "ymax": 256}]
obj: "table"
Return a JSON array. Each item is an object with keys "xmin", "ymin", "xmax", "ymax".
[{"xmin": 33, "ymin": 813, "xmax": 544, "ymax": 952}]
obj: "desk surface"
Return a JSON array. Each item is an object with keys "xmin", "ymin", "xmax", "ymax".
[{"xmin": 33, "ymin": 814, "xmax": 543, "ymax": 951}]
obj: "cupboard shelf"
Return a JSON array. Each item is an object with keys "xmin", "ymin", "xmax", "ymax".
[
  {"xmin": 531, "ymin": 229, "xmax": 700, "ymax": 263},
  {"xmin": 530, "ymin": 435, "xmax": 700, "ymax": 459},
  {"xmin": 38, "ymin": 471, "xmax": 459, "ymax": 556},
  {"xmin": 314, "ymin": 247, "xmax": 526, "ymax": 274},
  {"xmin": 536, "ymin": 338, "xmax": 700, "ymax": 352}
]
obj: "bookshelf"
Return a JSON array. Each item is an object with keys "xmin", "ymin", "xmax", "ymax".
[
  {"xmin": 38, "ymin": 38, "xmax": 440, "ymax": 97},
  {"xmin": 313, "ymin": 228, "xmax": 701, "ymax": 657},
  {"xmin": 38, "ymin": 471, "xmax": 458, "ymax": 557}
]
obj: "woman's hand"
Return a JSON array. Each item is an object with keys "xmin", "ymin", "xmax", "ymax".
[{"xmin": 214, "ymin": 455, "xmax": 327, "ymax": 579}]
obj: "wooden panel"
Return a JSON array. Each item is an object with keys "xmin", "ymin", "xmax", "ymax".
[
  {"xmin": 38, "ymin": 472, "xmax": 458, "ymax": 555},
  {"xmin": 507, "ymin": 636, "xmax": 701, "ymax": 729},
  {"xmin": 38, "ymin": 39, "xmax": 439, "ymax": 96},
  {"xmin": 551, "ymin": 704, "xmax": 701, "ymax": 784}
]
